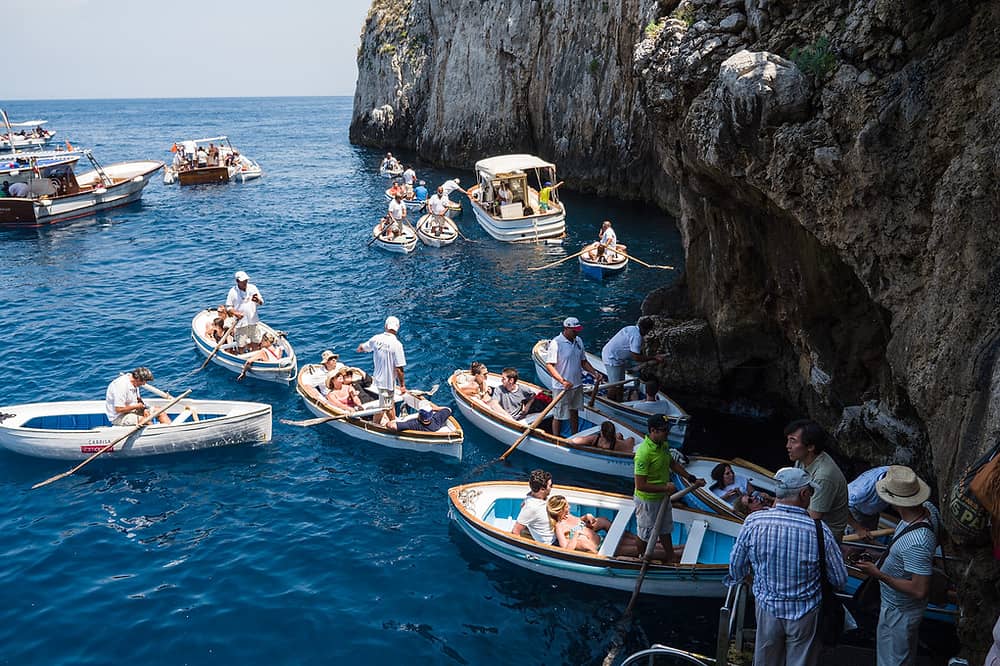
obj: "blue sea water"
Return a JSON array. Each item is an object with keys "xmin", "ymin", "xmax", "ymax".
[{"xmin": 0, "ymin": 97, "xmax": 713, "ymax": 665}]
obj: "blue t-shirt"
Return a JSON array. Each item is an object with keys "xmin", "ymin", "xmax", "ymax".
[{"xmin": 414, "ymin": 185, "xmax": 428, "ymax": 201}]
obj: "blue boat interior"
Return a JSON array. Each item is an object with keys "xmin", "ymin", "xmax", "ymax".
[
  {"xmin": 485, "ymin": 497, "xmax": 734, "ymax": 563},
  {"xmin": 23, "ymin": 412, "xmax": 224, "ymax": 430}
]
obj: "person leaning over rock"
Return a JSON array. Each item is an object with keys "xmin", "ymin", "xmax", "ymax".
[{"xmin": 785, "ymin": 419, "xmax": 850, "ymax": 541}]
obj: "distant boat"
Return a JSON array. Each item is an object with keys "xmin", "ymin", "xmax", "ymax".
[
  {"xmin": 414, "ymin": 213, "xmax": 458, "ymax": 247},
  {"xmin": 579, "ymin": 241, "xmax": 628, "ymax": 279},
  {"xmin": 465, "ymin": 154, "xmax": 566, "ymax": 242},
  {"xmin": 0, "ymin": 398, "xmax": 271, "ymax": 460},
  {"xmin": 0, "ymin": 149, "xmax": 162, "ymax": 228},
  {"xmin": 371, "ymin": 219, "xmax": 418, "ymax": 253},
  {"xmin": 448, "ymin": 481, "xmax": 742, "ymax": 597},
  {"xmin": 163, "ymin": 136, "xmax": 260, "ymax": 186},
  {"xmin": 0, "ymin": 110, "xmax": 56, "ymax": 152}
]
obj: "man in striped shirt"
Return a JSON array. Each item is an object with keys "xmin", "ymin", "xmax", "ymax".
[{"xmin": 726, "ymin": 467, "xmax": 848, "ymax": 666}]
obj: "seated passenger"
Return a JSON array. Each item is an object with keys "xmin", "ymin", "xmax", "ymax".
[
  {"xmin": 628, "ymin": 378, "xmax": 662, "ymax": 402},
  {"xmin": 708, "ymin": 462, "xmax": 755, "ymax": 502},
  {"xmin": 236, "ymin": 333, "xmax": 283, "ymax": 381},
  {"xmin": 387, "ymin": 406, "xmax": 452, "ymax": 432},
  {"xmin": 586, "ymin": 243, "xmax": 607, "ymax": 263},
  {"xmin": 569, "ymin": 420, "xmax": 635, "ymax": 453},
  {"xmin": 492, "ymin": 367, "xmax": 538, "ymax": 419},
  {"xmin": 457, "ymin": 361, "xmax": 494, "ymax": 403},
  {"xmin": 324, "ymin": 368, "xmax": 363, "ymax": 411},
  {"xmin": 546, "ymin": 495, "xmax": 612, "ymax": 554},
  {"xmin": 388, "ymin": 180, "xmax": 404, "ymax": 198}
]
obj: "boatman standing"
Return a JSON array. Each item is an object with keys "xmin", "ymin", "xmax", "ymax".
[
  {"xmin": 600, "ymin": 318, "xmax": 666, "ymax": 401},
  {"xmin": 440, "ymin": 177, "xmax": 466, "ymax": 204},
  {"xmin": 356, "ymin": 316, "xmax": 407, "ymax": 424},
  {"xmin": 382, "ymin": 194, "xmax": 406, "ymax": 240},
  {"xmin": 427, "ymin": 187, "xmax": 448, "ymax": 236},
  {"xmin": 544, "ymin": 316, "xmax": 605, "ymax": 436},
  {"xmin": 227, "ymin": 271, "xmax": 264, "ymax": 353}
]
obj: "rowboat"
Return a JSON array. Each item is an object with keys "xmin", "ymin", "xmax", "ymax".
[
  {"xmin": 414, "ymin": 213, "xmax": 458, "ymax": 247},
  {"xmin": 294, "ymin": 364, "xmax": 463, "ymax": 458},
  {"xmin": 371, "ymin": 220, "xmax": 418, "ymax": 253},
  {"xmin": 383, "ymin": 189, "xmax": 427, "ymax": 211},
  {"xmin": 165, "ymin": 136, "xmax": 259, "ymax": 186},
  {"xmin": 448, "ymin": 481, "xmax": 743, "ymax": 597},
  {"xmin": 579, "ymin": 241, "xmax": 628, "ymax": 279},
  {"xmin": 0, "ymin": 111, "xmax": 56, "ymax": 152},
  {"xmin": 531, "ymin": 339, "xmax": 689, "ymax": 446},
  {"xmin": 0, "ymin": 149, "xmax": 162, "ymax": 228},
  {"xmin": 449, "ymin": 370, "xmax": 642, "ymax": 478},
  {"xmin": 465, "ymin": 154, "xmax": 566, "ymax": 242},
  {"xmin": 379, "ymin": 165, "xmax": 403, "ymax": 178},
  {"xmin": 0, "ymin": 398, "xmax": 271, "ymax": 460},
  {"xmin": 671, "ymin": 455, "xmax": 778, "ymax": 517},
  {"xmin": 190, "ymin": 309, "xmax": 298, "ymax": 384}
]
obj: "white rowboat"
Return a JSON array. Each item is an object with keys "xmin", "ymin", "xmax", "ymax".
[
  {"xmin": 191, "ymin": 310, "xmax": 298, "ymax": 384},
  {"xmin": 448, "ymin": 481, "xmax": 742, "ymax": 597},
  {"xmin": 414, "ymin": 213, "xmax": 458, "ymax": 247},
  {"xmin": 579, "ymin": 242, "xmax": 628, "ymax": 278},
  {"xmin": 371, "ymin": 220, "xmax": 418, "ymax": 253},
  {"xmin": 0, "ymin": 398, "xmax": 271, "ymax": 460}
]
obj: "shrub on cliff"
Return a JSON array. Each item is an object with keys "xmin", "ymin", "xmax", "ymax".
[{"xmin": 789, "ymin": 36, "xmax": 837, "ymax": 81}]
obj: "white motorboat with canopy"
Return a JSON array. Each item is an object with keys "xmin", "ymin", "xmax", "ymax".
[
  {"xmin": 0, "ymin": 110, "xmax": 56, "ymax": 151},
  {"xmin": 465, "ymin": 154, "xmax": 566, "ymax": 242},
  {"xmin": 163, "ymin": 135, "xmax": 261, "ymax": 185}
]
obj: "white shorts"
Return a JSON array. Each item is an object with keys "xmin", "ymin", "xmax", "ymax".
[
  {"xmin": 235, "ymin": 323, "xmax": 263, "ymax": 347},
  {"xmin": 605, "ymin": 364, "xmax": 626, "ymax": 384},
  {"xmin": 112, "ymin": 412, "xmax": 140, "ymax": 426},
  {"xmin": 551, "ymin": 386, "xmax": 584, "ymax": 420}
]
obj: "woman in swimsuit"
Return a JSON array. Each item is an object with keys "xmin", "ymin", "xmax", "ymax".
[
  {"xmin": 570, "ymin": 421, "xmax": 635, "ymax": 453},
  {"xmin": 457, "ymin": 361, "xmax": 494, "ymax": 403},
  {"xmin": 236, "ymin": 334, "xmax": 283, "ymax": 381},
  {"xmin": 546, "ymin": 495, "xmax": 612, "ymax": 554},
  {"xmin": 325, "ymin": 368, "xmax": 362, "ymax": 412}
]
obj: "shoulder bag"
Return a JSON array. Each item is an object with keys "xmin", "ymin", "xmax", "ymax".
[{"xmin": 815, "ymin": 519, "xmax": 846, "ymax": 646}]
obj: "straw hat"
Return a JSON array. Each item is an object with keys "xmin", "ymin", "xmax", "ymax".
[{"xmin": 875, "ymin": 465, "xmax": 931, "ymax": 507}]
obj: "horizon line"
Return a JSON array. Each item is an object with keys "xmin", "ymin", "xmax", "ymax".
[{"xmin": 3, "ymin": 94, "xmax": 355, "ymax": 103}]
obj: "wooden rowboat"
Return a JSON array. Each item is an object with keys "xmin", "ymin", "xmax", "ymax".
[
  {"xmin": 191, "ymin": 309, "xmax": 298, "ymax": 384},
  {"xmin": 371, "ymin": 220, "xmax": 418, "ymax": 253},
  {"xmin": 448, "ymin": 481, "xmax": 743, "ymax": 597},
  {"xmin": 414, "ymin": 213, "xmax": 458, "ymax": 247},
  {"xmin": 579, "ymin": 241, "xmax": 628, "ymax": 279},
  {"xmin": 383, "ymin": 189, "xmax": 427, "ymax": 211},
  {"xmin": 0, "ymin": 398, "xmax": 271, "ymax": 460},
  {"xmin": 448, "ymin": 370, "xmax": 642, "ymax": 478},
  {"xmin": 531, "ymin": 339, "xmax": 689, "ymax": 446},
  {"xmin": 294, "ymin": 364, "xmax": 463, "ymax": 458},
  {"xmin": 671, "ymin": 455, "xmax": 778, "ymax": 518}
]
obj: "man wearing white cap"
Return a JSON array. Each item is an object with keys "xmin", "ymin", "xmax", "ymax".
[
  {"xmin": 855, "ymin": 465, "xmax": 939, "ymax": 666},
  {"xmin": 726, "ymin": 467, "xmax": 847, "ymax": 666},
  {"xmin": 356, "ymin": 316, "xmax": 406, "ymax": 423},
  {"xmin": 545, "ymin": 317, "xmax": 605, "ymax": 436},
  {"xmin": 226, "ymin": 271, "xmax": 264, "ymax": 353}
]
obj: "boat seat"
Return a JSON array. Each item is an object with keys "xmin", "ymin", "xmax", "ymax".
[
  {"xmin": 599, "ymin": 505, "xmax": 635, "ymax": 557},
  {"xmin": 680, "ymin": 519, "xmax": 709, "ymax": 565}
]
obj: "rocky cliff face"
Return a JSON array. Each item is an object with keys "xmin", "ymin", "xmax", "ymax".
[{"xmin": 352, "ymin": 0, "xmax": 1000, "ymax": 654}]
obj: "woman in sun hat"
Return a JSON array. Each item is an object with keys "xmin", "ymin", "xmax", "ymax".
[{"xmin": 855, "ymin": 465, "xmax": 939, "ymax": 666}]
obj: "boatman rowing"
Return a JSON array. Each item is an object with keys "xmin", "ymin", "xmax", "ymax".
[
  {"xmin": 427, "ymin": 187, "xmax": 448, "ymax": 236},
  {"xmin": 226, "ymin": 271, "xmax": 264, "ymax": 353},
  {"xmin": 356, "ymin": 316, "xmax": 407, "ymax": 424},
  {"xmin": 105, "ymin": 367, "xmax": 171, "ymax": 426}
]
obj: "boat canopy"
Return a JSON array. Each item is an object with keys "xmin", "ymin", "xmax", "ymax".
[
  {"xmin": 179, "ymin": 136, "xmax": 229, "ymax": 145},
  {"xmin": 7, "ymin": 119, "xmax": 47, "ymax": 128},
  {"xmin": 474, "ymin": 154, "xmax": 555, "ymax": 179}
]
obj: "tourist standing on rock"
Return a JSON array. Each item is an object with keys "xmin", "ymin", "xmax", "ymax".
[
  {"xmin": 600, "ymin": 317, "xmax": 666, "ymax": 402},
  {"xmin": 726, "ymin": 467, "xmax": 848, "ymax": 666},
  {"xmin": 544, "ymin": 316, "xmax": 605, "ymax": 436},
  {"xmin": 855, "ymin": 466, "xmax": 939, "ymax": 666},
  {"xmin": 785, "ymin": 419, "xmax": 850, "ymax": 541}
]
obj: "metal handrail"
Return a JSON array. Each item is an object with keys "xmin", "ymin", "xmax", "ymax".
[
  {"xmin": 716, "ymin": 582, "xmax": 749, "ymax": 663},
  {"xmin": 620, "ymin": 644, "xmax": 714, "ymax": 666}
]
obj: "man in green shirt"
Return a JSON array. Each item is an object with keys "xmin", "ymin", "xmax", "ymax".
[
  {"xmin": 634, "ymin": 414, "xmax": 705, "ymax": 563},
  {"xmin": 785, "ymin": 418, "xmax": 850, "ymax": 541}
]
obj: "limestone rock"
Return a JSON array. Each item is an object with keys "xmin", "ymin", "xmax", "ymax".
[{"xmin": 720, "ymin": 13, "xmax": 746, "ymax": 33}]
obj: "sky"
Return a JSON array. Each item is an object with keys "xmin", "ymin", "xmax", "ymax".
[{"xmin": 5, "ymin": 0, "xmax": 372, "ymax": 100}]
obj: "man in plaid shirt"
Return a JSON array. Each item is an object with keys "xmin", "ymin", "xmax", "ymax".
[{"xmin": 725, "ymin": 467, "xmax": 848, "ymax": 665}]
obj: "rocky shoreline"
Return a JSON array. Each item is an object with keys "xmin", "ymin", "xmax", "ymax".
[{"xmin": 350, "ymin": 0, "xmax": 1000, "ymax": 656}]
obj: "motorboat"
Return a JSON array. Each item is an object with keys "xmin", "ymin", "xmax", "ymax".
[
  {"xmin": 465, "ymin": 154, "xmax": 566, "ymax": 242},
  {"xmin": 0, "ymin": 110, "xmax": 56, "ymax": 152},
  {"xmin": 531, "ymin": 339, "xmax": 689, "ymax": 446},
  {"xmin": 0, "ymin": 398, "xmax": 271, "ymax": 460},
  {"xmin": 294, "ymin": 364, "xmax": 463, "ymax": 458},
  {"xmin": 448, "ymin": 481, "xmax": 742, "ymax": 597},
  {"xmin": 163, "ymin": 136, "xmax": 260, "ymax": 185},
  {"xmin": 0, "ymin": 149, "xmax": 162, "ymax": 228}
]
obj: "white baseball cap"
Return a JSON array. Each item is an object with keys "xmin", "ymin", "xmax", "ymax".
[
  {"xmin": 385, "ymin": 316, "xmax": 401, "ymax": 332},
  {"xmin": 562, "ymin": 317, "xmax": 583, "ymax": 330},
  {"xmin": 234, "ymin": 270, "xmax": 249, "ymax": 281}
]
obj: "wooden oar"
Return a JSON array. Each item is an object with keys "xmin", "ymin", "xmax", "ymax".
[
  {"xmin": 588, "ymin": 376, "xmax": 602, "ymax": 408},
  {"xmin": 623, "ymin": 483, "xmax": 700, "ymax": 615},
  {"xmin": 527, "ymin": 246, "xmax": 591, "ymax": 272},
  {"xmin": 198, "ymin": 315, "xmax": 240, "ymax": 371},
  {"xmin": 615, "ymin": 248, "xmax": 674, "ymax": 270},
  {"xmin": 367, "ymin": 217, "xmax": 391, "ymax": 247},
  {"xmin": 281, "ymin": 406, "xmax": 385, "ymax": 427},
  {"xmin": 842, "ymin": 527, "xmax": 895, "ymax": 543},
  {"xmin": 32, "ymin": 390, "xmax": 192, "ymax": 489},
  {"xmin": 499, "ymin": 388, "xmax": 568, "ymax": 461}
]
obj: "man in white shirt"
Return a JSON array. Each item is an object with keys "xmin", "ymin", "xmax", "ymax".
[
  {"xmin": 402, "ymin": 166, "xmax": 416, "ymax": 196},
  {"xmin": 545, "ymin": 317, "xmax": 605, "ymax": 436},
  {"xmin": 105, "ymin": 367, "xmax": 170, "ymax": 426},
  {"xmin": 356, "ymin": 316, "xmax": 407, "ymax": 423},
  {"xmin": 511, "ymin": 469, "xmax": 555, "ymax": 544},
  {"xmin": 440, "ymin": 177, "xmax": 466, "ymax": 203},
  {"xmin": 601, "ymin": 318, "xmax": 666, "ymax": 400},
  {"xmin": 382, "ymin": 194, "xmax": 406, "ymax": 240},
  {"xmin": 427, "ymin": 187, "xmax": 448, "ymax": 235},
  {"xmin": 8, "ymin": 181, "xmax": 30, "ymax": 197},
  {"xmin": 226, "ymin": 270, "xmax": 264, "ymax": 352}
]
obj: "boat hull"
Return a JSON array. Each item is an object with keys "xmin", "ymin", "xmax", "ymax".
[
  {"xmin": 531, "ymin": 340, "xmax": 689, "ymax": 446},
  {"xmin": 579, "ymin": 242, "xmax": 628, "ymax": 278},
  {"xmin": 465, "ymin": 192, "xmax": 565, "ymax": 242},
  {"xmin": 0, "ymin": 160, "xmax": 163, "ymax": 228},
  {"xmin": 414, "ymin": 213, "xmax": 458, "ymax": 247},
  {"xmin": 0, "ymin": 399, "xmax": 271, "ymax": 460},
  {"xmin": 371, "ymin": 221, "xmax": 417, "ymax": 253},
  {"xmin": 448, "ymin": 481, "xmax": 740, "ymax": 597},
  {"xmin": 295, "ymin": 364, "xmax": 463, "ymax": 458},
  {"xmin": 191, "ymin": 310, "xmax": 298, "ymax": 384},
  {"xmin": 177, "ymin": 165, "xmax": 235, "ymax": 185}
]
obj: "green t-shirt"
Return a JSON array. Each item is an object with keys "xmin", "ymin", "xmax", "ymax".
[
  {"xmin": 796, "ymin": 451, "xmax": 849, "ymax": 539},
  {"xmin": 633, "ymin": 435, "xmax": 672, "ymax": 501}
]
